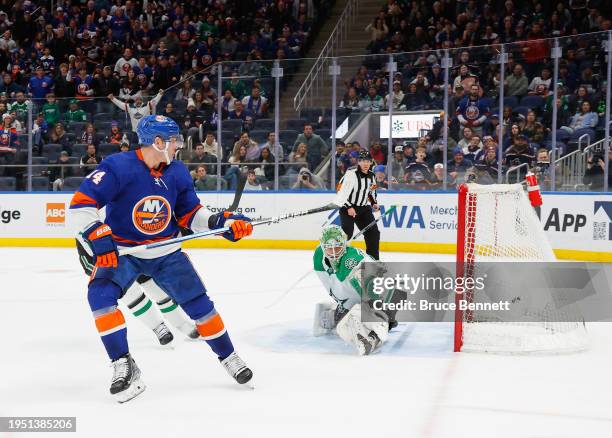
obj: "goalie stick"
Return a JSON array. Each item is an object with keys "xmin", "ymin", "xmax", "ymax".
[
  {"xmin": 119, "ymin": 203, "xmax": 338, "ymax": 256},
  {"xmin": 264, "ymin": 205, "xmax": 397, "ymax": 308}
]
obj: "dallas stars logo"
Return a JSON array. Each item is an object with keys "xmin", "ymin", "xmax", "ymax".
[{"xmin": 344, "ymin": 258, "xmax": 358, "ymax": 270}]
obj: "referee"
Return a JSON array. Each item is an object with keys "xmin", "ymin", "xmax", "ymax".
[{"xmin": 333, "ymin": 150, "xmax": 380, "ymax": 260}]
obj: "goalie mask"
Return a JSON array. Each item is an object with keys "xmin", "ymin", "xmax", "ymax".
[
  {"xmin": 320, "ymin": 225, "xmax": 347, "ymax": 267},
  {"xmin": 136, "ymin": 115, "xmax": 184, "ymax": 164}
]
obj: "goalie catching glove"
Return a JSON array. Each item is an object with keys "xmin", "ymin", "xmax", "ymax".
[
  {"xmin": 209, "ymin": 211, "xmax": 253, "ymax": 242},
  {"xmin": 82, "ymin": 221, "xmax": 119, "ymax": 279}
]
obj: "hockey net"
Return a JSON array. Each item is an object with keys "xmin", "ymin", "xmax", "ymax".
[{"xmin": 454, "ymin": 183, "xmax": 587, "ymax": 354}]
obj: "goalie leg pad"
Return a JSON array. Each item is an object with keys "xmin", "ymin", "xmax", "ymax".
[
  {"xmin": 336, "ymin": 304, "xmax": 389, "ymax": 356},
  {"xmin": 313, "ymin": 302, "xmax": 337, "ymax": 337}
]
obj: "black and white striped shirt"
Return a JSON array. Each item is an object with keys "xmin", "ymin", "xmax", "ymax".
[{"xmin": 333, "ymin": 168, "xmax": 378, "ymax": 208}]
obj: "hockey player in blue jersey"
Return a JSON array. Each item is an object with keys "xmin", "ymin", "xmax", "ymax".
[{"xmin": 69, "ymin": 115, "xmax": 254, "ymax": 402}]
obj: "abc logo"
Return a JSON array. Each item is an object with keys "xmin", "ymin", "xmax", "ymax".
[
  {"xmin": 132, "ymin": 196, "xmax": 172, "ymax": 235},
  {"xmin": 46, "ymin": 203, "xmax": 65, "ymax": 223}
]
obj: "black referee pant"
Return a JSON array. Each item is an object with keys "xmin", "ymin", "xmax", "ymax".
[{"xmin": 339, "ymin": 206, "xmax": 380, "ymax": 260}]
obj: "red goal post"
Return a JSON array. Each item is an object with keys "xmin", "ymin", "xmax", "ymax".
[{"xmin": 454, "ymin": 183, "xmax": 587, "ymax": 354}]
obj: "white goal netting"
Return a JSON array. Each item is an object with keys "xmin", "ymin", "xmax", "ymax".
[{"xmin": 455, "ymin": 183, "xmax": 588, "ymax": 354}]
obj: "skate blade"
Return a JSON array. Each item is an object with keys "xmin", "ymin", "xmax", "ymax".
[{"xmin": 114, "ymin": 379, "xmax": 146, "ymax": 403}]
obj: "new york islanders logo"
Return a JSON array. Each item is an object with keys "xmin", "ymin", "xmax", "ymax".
[{"xmin": 132, "ymin": 196, "xmax": 172, "ymax": 235}]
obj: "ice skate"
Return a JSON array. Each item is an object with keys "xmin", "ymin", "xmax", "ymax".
[{"xmin": 110, "ymin": 354, "xmax": 146, "ymax": 403}]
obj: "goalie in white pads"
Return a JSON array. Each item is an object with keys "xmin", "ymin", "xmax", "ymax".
[{"xmin": 313, "ymin": 225, "xmax": 400, "ymax": 355}]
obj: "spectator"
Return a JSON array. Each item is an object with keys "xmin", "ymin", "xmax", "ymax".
[
  {"xmin": 109, "ymin": 90, "xmax": 163, "ymax": 132},
  {"xmin": 289, "ymin": 142, "xmax": 309, "ymax": 172},
  {"xmin": 94, "ymin": 66, "xmax": 121, "ymax": 97},
  {"xmin": 50, "ymin": 151, "xmax": 75, "ymax": 191},
  {"xmin": 542, "ymin": 98, "xmax": 570, "ymax": 133},
  {"xmin": 28, "ymin": 66, "xmax": 54, "ymax": 102},
  {"xmin": 449, "ymin": 85, "xmax": 465, "ymax": 116},
  {"xmin": 292, "ymin": 167, "xmax": 321, "ymax": 190},
  {"xmin": 0, "ymin": 73, "xmax": 24, "ymax": 97},
  {"xmin": 3, "ymin": 112, "xmax": 23, "ymax": 134},
  {"xmin": 457, "ymin": 127, "xmax": 474, "ymax": 150},
  {"xmin": 456, "ymin": 84, "xmax": 489, "ymax": 136},
  {"xmin": 221, "ymin": 89, "xmax": 238, "ymax": 116},
  {"xmin": 369, "ymin": 141, "xmax": 386, "ymax": 164},
  {"xmin": 365, "ymin": 17, "xmax": 389, "ymax": 43},
  {"xmin": 72, "ymin": 67, "xmax": 95, "ymax": 112},
  {"xmin": 568, "ymin": 86, "xmax": 591, "ymax": 115},
  {"xmin": 373, "ymin": 164, "xmax": 395, "ymax": 190},
  {"xmin": 504, "ymin": 134, "xmax": 535, "ymax": 167},
  {"xmin": 42, "ymin": 93, "xmax": 61, "ymax": 127},
  {"xmin": 224, "ymin": 146, "xmax": 245, "ymax": 190},
  {"xmin": 224, "ymin": 72, "xmax": 247, "ymax": 100},
  {"xmin": 390, "ymin": 145, "xmax": 406, "ymax": 180},
  {"xmin": 242, "ymin": 87, "xmax": 268, "ymax": 118},
  {"xmin": 244, "ymin": 168, "xmax": 263, "ymax": 191},
  {"xmin": 0, "ymin": 119, "xmax": 18, "ymax": 176},
  {"xmin": 463, "ymin": 135, "xmax": 483, "ymax": 163},
  {"xmin": 340, "ymin": 87, "xmax": 360, "ymax": 111},
  {"xmin": 359, "ymin": 85, "xmax": 385, "ymax": 112},
  {"xmin": 202, "ymin": 132, "xmax": 222, "ymax": 160},
  {"xmin": 386, "ymin": 80, "xmax": 404, "ymax": 110},
  {"xmin": 404, "ymin": 147, "xmax": 433, "ymax": 187},
  {"xmin": 293, "ymin": 123, "xmax": 328, "ymax": 170},
  {"xmin": 228, "ymin": 100, "xmax": 253, "ymax": 129},
  {"xmin": 258, "ymin": 146, "xmax": 276, "ymax": 182},
  {"xmin": 430, "ymin": 163, "xmax": 445, "ymax": 186},
  {"xmin": 261, "ymin": 132, "xmax": 284, "ymax": 161},
  {"xmin": 522, "ymin": 110, "xmax": 545, "ymax": 145},
  {"xmin": 448, "ymin": 147, "xmax": 472, "ymax": 184},
  {"xmin": 79, "ymin": 143, "xmax": 102, "ymax": 174},
  {"xmin": 399, "ymin": 83, "xmax": 430, "ymax": 110},
  {"xmin": 453, "ymin": 64, "xmax": 477, "ymax": 91},
  {"xmin": 32, "ymin": 113, "xmax": 49, "ymax": 148},
  {"xmin": 194, "ymin": 165, "xmax": 219, "ymax": 191},
  {"xmin": 161, "ymin": 103, "xmax": 179, "ymax": 120},
  {"xmin": 189, "ymin": 143, "xmax": 217, "ymax": 174},
  {"xmin": 505, "ymin": 64, "xmax": 529, "ymax": 97},
  {"xmin": 563, "ymin": 101, "xmax": 598, "ymax": 133},
  {"xmin": 233, "ymin": 132, "xmax": 260, "ymax": 162},
  {"xmin": 114, "ymin": 48, "xmax": 138, "ymax": 78},
  {"xmin": 584, "ymin": 149, "xmax": 612, "ymax": 190},
  {"xmin": 503, "ymin": 123, "xmax": 522, "ymax": 150},
  {"xmin": 9, "ymin": 92, "xmax": 31, "ymax": 123},
  {"xmin": 175, "ymin": 79, "xmax": 195, "ymax": 104},
  {"xmin": 527, "ymin": 67, "xmax": 552, "ymax": 96},
  {"xmin": 106, "ymin": 121, "xmax": 123, "ymax": 145},
  {"xmin": 200, "ymin": 77, "xmax": 217, "ymax": 109},
  {"xmin": 49, "ymin": 123, "xmax": 72, "ymax": 156},
  {"xmin": 80, "ymin": 123, "xmax": 97, "ymax": 146}
]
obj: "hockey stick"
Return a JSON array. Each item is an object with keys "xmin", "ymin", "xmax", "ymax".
[
  {"xmin": 264, "ymin": 205, "xmax": 397, "ymax": 308},
  {"xmin": 119, "ymin": 203, "xmax": 338, "ymax": 256},
  {"xmin": 351, "ymin": 205, "xmax": 396, "ymax": 241},
  {"xmin": 227, "ymin": 171, "xmax": 247, "ymax": 212}
]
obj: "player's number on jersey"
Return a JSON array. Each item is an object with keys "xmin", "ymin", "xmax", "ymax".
[{"xmin": 87, "ymin": 170, "xmax": 106, "ymax": 185}]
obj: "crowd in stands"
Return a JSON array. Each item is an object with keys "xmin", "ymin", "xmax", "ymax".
[
  {"xmin": 0, "ymin": 0, "xmax": 331, "ymax": 190},
  {"xmin": 0, "ymin": 0, "xmax": 610, "ymax": 192},
  {"xmin": 334, "ymin": 0, "xmax": 611, "ymax": 190}
]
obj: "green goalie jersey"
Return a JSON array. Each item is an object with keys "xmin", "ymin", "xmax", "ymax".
[{"xmin": 313, "ymin": 246, "xmax": 373, "ymax": 313}]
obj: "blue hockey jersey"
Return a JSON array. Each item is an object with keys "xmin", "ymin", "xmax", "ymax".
[{"xmin": 70, "ymin": 149, "xmax": 203, "ymax": 248}]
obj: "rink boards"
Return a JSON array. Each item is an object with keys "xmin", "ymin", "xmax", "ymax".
[{"xmin": 0, "ymin": 191, "xmax": 610, "ymax": 262}]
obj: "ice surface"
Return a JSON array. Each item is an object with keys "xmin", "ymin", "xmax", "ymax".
[{"xmin": 1, "ymin": 248, "xmax": 611, "ymax": 438}]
